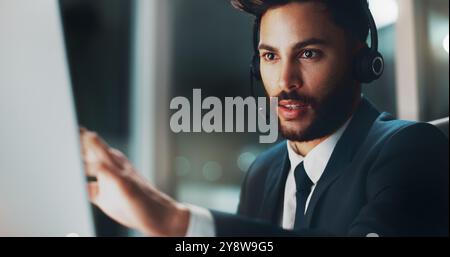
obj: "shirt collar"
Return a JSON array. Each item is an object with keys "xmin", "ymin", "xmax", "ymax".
[{"xmin": 286, "ymin": 116, "xmax": 353, "ymax": 184}]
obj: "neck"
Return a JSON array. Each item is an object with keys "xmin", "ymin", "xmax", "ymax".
[
  {"xmin": 289, "ymin": 137, "xmax": 328, "ymax": 157},
  {"xmin": 289, "ymin": 94, "xmax": 362, "ymax": 157}
]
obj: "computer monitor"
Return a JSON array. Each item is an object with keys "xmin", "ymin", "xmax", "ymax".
[{"xmin": 0, "ymin": 0, "xmax": 95, "ymax": 236}]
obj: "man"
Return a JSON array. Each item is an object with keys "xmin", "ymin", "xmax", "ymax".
[{"xmin": 80, "ymin": 0, "xmax": 449, "ymax": 236}]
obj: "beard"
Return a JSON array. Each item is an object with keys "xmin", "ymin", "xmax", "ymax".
[{"xmin": 278, "ymin": 78, "xmax": 358, "ymax": 142}]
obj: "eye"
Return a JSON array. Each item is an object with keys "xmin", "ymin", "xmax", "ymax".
[
  {"xmin": 300, "ymin": 49, "xmax": 320, "ymax": 59},
  {"xmin": 262, "ymin": 52, "xmax": 277, "ymax": 62}
]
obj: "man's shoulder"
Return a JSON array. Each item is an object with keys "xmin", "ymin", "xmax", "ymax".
[
  {"xmin": 357, "ymin": 113, "xmax": 448, "ymax": 176},
  {"xmin": 367, "ymin": 112, "xmax": 448, "ymax": 148},
  {"xmin": 355, "ymin": 98, "xmax": 447, "ymax": 148}
]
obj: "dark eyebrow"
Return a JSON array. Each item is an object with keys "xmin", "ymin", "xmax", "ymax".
[{"xmin": 258, "ymin": 38, "xmax": 328, "ymax": 52}]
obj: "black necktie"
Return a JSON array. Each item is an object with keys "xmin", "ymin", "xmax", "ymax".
[{"xmin": 293, "ymin": 162, "xmax": 314, "ymax": 230}]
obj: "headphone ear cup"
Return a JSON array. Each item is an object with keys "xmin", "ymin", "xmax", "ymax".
[
  {"xmin": 353, "ymin": 47, "xmax": 384, "ymax": 83},
  {"xmin": 250, "ymin": 54, "xmax": 261, "ymax": 81}
]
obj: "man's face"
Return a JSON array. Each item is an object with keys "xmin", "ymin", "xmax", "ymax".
[{"xmin": 259, "ymin": 2, "xmax": 360, "ymax": 142}]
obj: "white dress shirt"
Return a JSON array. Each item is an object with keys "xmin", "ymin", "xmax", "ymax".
[
  {"xmin": 281, "ymin": 117, "xmax": 351, "ymax": 229},
  {"xmin": 185, "ymin": 117, "xmax": 352, "ymax": 236}
]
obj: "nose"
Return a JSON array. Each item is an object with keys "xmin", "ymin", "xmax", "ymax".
[{"xmin": 278, "ymin": 60, "xmax": 302, "ymax": 92}]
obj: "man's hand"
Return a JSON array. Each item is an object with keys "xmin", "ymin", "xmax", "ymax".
[{"xmin": 79, "ymin": 128, "xmax": 190, "ymax": 236}]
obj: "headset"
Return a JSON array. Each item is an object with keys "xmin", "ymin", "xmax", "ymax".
[{"xmin": 249, "ymin": 2, "xmax": 384, "ymax": 96}]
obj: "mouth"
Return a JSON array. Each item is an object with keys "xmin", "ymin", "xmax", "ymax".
[{"xmin": 278, "ymin": 100, "xmax": 310, "ymax": 120}]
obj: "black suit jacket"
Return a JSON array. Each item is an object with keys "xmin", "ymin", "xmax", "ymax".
[{"xmin": 211, "ymin": 98, "xmax": 449, "ymax": 236}]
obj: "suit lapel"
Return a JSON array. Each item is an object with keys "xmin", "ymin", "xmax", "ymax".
[
  {"xmin": 304, "ymin": 98, "xmax": 381, "ymax": 227},
  {"xmin": 259, "ymin": 147, "xmax": 290, "ymax": 223}
]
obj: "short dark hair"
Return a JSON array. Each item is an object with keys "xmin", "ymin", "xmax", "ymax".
[{"xmin": 231, "ymin": 0, "xmax": 370, "ymax": 43}]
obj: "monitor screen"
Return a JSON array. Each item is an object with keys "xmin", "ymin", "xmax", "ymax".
[{"xmin": 0, "ymin": 0, "xmax": 95, "ymax": 236}]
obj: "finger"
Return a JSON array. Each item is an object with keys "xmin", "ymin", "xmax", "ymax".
[
  {"xmin": 80, "ymin": 130, "xmax": 121, "ymax": 167},
  {"xmin": 79, "ymin": 126, "xmax": 88, "ymax": 153},
  {"xmin": 80, "ymin": 129, "xmax": 94, "ymax": 164},
  {"xmin": 81, "ymin": 131, "xmax": 118, "ymax": 169},
  {"xmin": 84, "ymin": 160, "xmax": 114, "ymax": 178},
  {"xmin": 79, "ymin": 127, "xmax": 88, "ymax": 158},
  {"xmin": 82, "ymin": 147, "xmax": 98, "ymax": 164},
  {"xmin": 87, "ymin": 182, "xmax": 99, "ymax": 204},
  {"xmin": 109, "ymin": 148, "xmax": 127, "ymax": 168},
  {"xmin": 83, "ymin": 159, "xmax": 98, "ymax": 177},
  {"xmin": 79, "ymin": 126, "xmax": 87, "ymax": 134}
]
